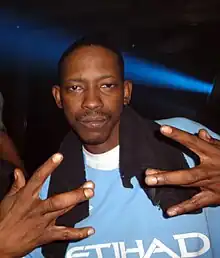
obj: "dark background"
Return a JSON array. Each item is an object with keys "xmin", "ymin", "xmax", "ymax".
[{"xmin": 0, "ymin": 0, "xmax": 220, "ymax": 172}]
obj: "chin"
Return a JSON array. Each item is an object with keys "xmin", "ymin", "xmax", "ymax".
[
  {"xmin": 80, "ymin": 132, "xmax": 109, "ymax": 146},
  {"xmin": 81, "ymin": 136, "xmax": 108, "ymax": 145}
]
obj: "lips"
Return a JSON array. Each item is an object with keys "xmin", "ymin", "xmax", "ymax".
[{"xmin": 79, "ymin": 117, "xmax": 108, "ymax": 129}]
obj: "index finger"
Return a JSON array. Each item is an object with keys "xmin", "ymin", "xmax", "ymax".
[
  {"xmin": 160, "ymin": 125, "xmax": 209, "ymax": 157},
  {"xmin": 26, "ymin": 153, "xmax": 63, "ymax": 194},
  {"xmin": 145, "ymin": 166, "xmax": 206, "ymax": 186},
  {"xmin": 42, "ymin": 184, "xmax": 94, "ymax": 214}
]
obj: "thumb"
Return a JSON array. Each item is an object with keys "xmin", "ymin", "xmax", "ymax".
[{"xmin": 7, "ymin": 168, "xmax": 26, "ymax": 196}]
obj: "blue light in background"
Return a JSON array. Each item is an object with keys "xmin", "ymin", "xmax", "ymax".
[
  {"xmin": 0, "ymin": 9, "xmax": 214, "ymax": 95},
  {"xmin": 124, "ymin": 55, "xmax": 213, "ymax": 95},
  {"xmin": 0, "ymin": 9, "xmax": 75, "ymax": 64}
]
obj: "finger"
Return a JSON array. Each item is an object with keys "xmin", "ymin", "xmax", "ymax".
[
  {"xmin": 7, "ymin": 168, "xmax": 26, "ymax": 196},
  {"xmin": 206, "ymin": 181, "xmax": 220, "ymax": 192},
  {"xmin": 82, "ymin": 181, "xmax": 95, "ymax": 189},
  {"xmin": 198, "ymin": 129, "xmax": 212, "ymax": 142},
  {"xmin": 198, "ymin": 129, "xmax": 220, "ymax": 146},
  {"xmin": 42, "ymin": 182, "xmax": 94, "ymax": 214},
  {"xmin": 46, "ymin": 226, "xmax": 95, "ymax": 243},
  {"xmin": 166, "ymin": 191, "xmax": 217, "ymax": 216},
  {"xmin": 160, "ymin": 125, "xmax": 209, "ymax": 157},
  {"xmin": 145, "ymin": 167, "xmax": 211, "ymax": 186},
  {"xmin": 46, "ymin": 181, "xmax": 96, "ymax": 218},
  {"xmin": 26, "ymin": 153, "xmax": 63, "ymax": 194}
]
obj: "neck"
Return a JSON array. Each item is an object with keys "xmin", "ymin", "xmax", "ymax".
[{"xmin": 83, "ymin": 123, "xmax": 119, "ymax": 154}]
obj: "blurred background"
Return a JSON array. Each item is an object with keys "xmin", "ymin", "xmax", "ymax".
[{"xmin": 0, "ymin": 0, "xmax": 220, "ymax": 172}]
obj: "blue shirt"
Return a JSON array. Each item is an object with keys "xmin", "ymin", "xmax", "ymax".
[{"xmin": 26, "ymin": 118, "xmax": 220, "ymax": 258}]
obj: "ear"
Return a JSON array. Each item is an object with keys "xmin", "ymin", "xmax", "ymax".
[
  {"xmin": 123, "ymin": 80, "xmax": 133, "ymax": 105},
  {"xmin": 52, "ymin": 85, "xmax": 63, "ymax": 109}
]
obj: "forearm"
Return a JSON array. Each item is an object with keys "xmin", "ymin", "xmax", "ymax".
[{"xmin": 0, "ymin": 132, "xmax": 24, "ymax": 169}]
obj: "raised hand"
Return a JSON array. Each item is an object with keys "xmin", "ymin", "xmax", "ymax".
[
  {"xmin": 0, "ymin": 153, "xmax": 95, "ymax": 258},
  {"xmin": 145, "ymin": 126, "xmax": 220, "ymax": 217}
]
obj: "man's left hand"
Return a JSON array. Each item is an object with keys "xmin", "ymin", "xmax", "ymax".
[{"xmin": 145, "ymin": 125, "xmax": 220, "ymax": 217}]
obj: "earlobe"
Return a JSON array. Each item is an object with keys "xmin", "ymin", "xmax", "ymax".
[
  {"xmin": 123, "ymin": 80, "xmax": 132, "ymax": 105},
  {"xmin": 124, "ymin": 97, "xmax": 130, "ymax": 106},
  {"xmin": 52, "ymin": 85, "xmax": 63, "ymax": 109}
]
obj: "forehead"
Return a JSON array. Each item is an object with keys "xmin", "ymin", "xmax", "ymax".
[{"xmin": 61, "ymin": 46, "xmax": 121, "ymax": 79}]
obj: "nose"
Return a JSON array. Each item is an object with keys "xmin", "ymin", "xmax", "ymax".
[{"xmin": 82, "ymin": 88, "xmax": 103, "ymax": 110}]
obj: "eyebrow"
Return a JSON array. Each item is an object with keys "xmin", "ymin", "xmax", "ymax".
[{"xmin": 65, "ymin": 75, "xmax": 116, "ymax": 83}]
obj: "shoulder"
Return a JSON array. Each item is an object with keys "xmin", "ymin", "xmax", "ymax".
[
  {"xmin": 0, "ymin": 160, "xmax": 15, "ymax": 201},
  {"xmin": 156, "ymin": 117, "xmax": 220, "ymax": 140}
]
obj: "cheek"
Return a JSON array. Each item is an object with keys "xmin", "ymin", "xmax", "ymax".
[
  {"xmin": 107, "ymin": 101, "xmax": 124, "ymax": 121},
  {"xmin": 113, "ymin": 94, "xmax": 124, "ymax": 110},
  {"xmin": 61, "ymin": 97, "xmax": 79, "ymax": 119},
  {"xmin": 105, "ymin": 92, "xmax": 124, "ymax": 111}
]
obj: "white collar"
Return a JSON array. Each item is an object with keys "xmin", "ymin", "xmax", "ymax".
[{"xmin": 82, "ymin": 145, "xmax": 119, "ymax": 170}]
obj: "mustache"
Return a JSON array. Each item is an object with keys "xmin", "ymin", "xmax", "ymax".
[{"xmin": 76, "ymin": 111, "xmax": 111, "ymax": 122}]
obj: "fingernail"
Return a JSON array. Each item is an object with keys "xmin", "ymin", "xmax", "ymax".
[
  {"xmin": 161, "ymin": 126, "xmax": 172, "ymax": 134},
  {"xmin": 84, "ymin": 189, "xmax": 94, "ymax": 199},
  {"xmin": 145, "ymin": 176, "xmax": 158, "ymax": 185},
  {"xmin": 52, "ymin": 153, "xmax": 63, "ymax": 163},
  {"xmin": 83, "ymin": 181, "xmax": 94, "ymax": 189},
  {"xmin": 205, "ymin": 132, "xmax": 211, "ymax": 140},
  {"xmin": 146, "ymin": 169, "xmax": 157, "ymax": 175},
  {"xmin": 88, "ymin": 228, "xmax": 95, "ymax": 236},
  {"xmin": 14, "ymin": 170, "xmax": 18, "ymax": 180},
  {"xmin": 167, "ymin": 209, "xmax": 178, "ymax": 217}
]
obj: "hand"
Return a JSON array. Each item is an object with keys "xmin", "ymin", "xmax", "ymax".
[
  {"xmin": 0, "ymin": 153, "xmax": 95, "ymax": 258},
  {"xmin": 145, "ymin": 125, "xmax": 220, "ymax": 217}
]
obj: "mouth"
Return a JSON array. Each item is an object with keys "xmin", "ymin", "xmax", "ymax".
[{"xmin": 79, "ymin": 119, "xmax": 108, "ymax": 129}]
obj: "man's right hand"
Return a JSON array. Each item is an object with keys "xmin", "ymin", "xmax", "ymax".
[{"xmin": 0, "ymin": 153, "xmax": 95, "ymax": 258}]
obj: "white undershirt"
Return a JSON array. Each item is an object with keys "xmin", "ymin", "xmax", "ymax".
[{"xmin": 82, "ymin": 145, "xmax": 119, "ymax": 170}]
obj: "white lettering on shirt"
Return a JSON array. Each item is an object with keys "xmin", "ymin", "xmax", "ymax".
[
  {"xmin": 119, "ymin": 240, "xmax": 145, "ymax": 257},
  {"xmin": 143, "ymin": 238, "xmax": 180, "ymax": 258},
  {"xmin": 174, "ymin": 232, "xmax": 210, "ymax": 257},
  {"xmin": 66, "ymin": 232, "xmax": 211, "ymax": 258}
]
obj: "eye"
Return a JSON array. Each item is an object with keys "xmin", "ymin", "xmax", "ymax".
[
  {"xmin": 101, "ymin": 84, "xmax": 117, "ymax": 89},
  {"xmin": 67, "ymin": 85, "xmax": 83, "ymax": 92}
]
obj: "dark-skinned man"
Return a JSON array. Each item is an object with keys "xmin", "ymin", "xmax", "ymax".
[
  {"xmin": 0, "ymin": 130, "xmax": 219, "ymax": 257},
  {"xmin": 0, "ymin": 36, "xmax": 219, "ymax": 258},
  {"xmin": 23, "ymin": 36, "xmax": 220, "ymax": 258}
]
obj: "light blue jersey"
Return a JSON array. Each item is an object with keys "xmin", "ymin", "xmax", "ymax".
[{"xmin": 26, "ymin": 118, "xmax": 220, "ymax": 258}]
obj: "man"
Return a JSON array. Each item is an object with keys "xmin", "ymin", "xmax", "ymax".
[
  {"xmin": 0, "ymin": 92, "xmax": 24, "ymax": 170},
  {"xmin": 22, "ymin": 36, "xmax": 220, "ymax": 257},
  {"xmin": 0, "ymin": 37, "xmax": 220, "ymax": 258},
  {"xmin": 0, "ymin": 92, "xmax": 24, "ymax": 201},
  {"xmin": 0, "ymin": 133, "xmax": 219, "ymax": 258}
]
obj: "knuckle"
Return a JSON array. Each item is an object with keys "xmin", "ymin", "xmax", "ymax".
[
  {"xmin": 33, "ymin": 171, "xmax": 44, "ymax": 185},
  {"xmin": 70, "ymin": 189, "xmax": 84, "ymax": 204},
  {"xmin": 61, "ymin": 229, "xmax": 71, "ymax": 240},
  {"xmin": 161, "ymin": 174, "xmax": 168, "ymax": 184},
  {"xmin": 191, "ymin": 197, "xmax": 201, "ymax": 209},
  {"xmin": 44, "ymin": 197, "xmax": 55, "ymax": 212},
  {"xmin": 71, "ymin": 191, "xmax": 81, "ymax": 203},
  {"xmin": 76, "ymin": 230, "xmax": 86, "ymax": 239},
  {"xmin": 190, "ymin": 171, "xmax": 200, "ymax": 182}
]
